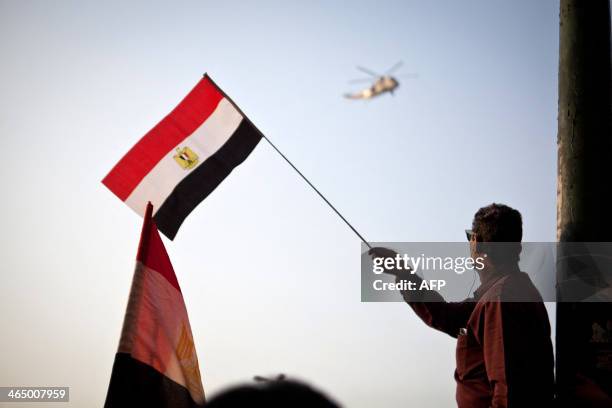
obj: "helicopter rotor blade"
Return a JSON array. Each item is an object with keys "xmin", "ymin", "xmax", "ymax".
[
  {"xmin": 397, "ymin": 73, "xmax": 419, "ymax": 79},
  {"xmin": 356, "ymin": 66, "xmax": 380, "ymax": 77},
  {"xmin": 386, "ymin": 61, "xmax": 404, "ymax": 74},
  {"xmin": 348, "ymin": 77, "xmax": 374, "ymax": 84}
]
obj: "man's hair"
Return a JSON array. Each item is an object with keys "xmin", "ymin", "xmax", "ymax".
[
  {"xmin": 472, "ymin": 203, "xmax": 522, "ymax": 263},
  {"xmin": 205, "ymin": 379, "xmax": 340, "ymax": 408}
]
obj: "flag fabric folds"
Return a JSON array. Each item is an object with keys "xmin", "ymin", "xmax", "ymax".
[
  {"xmin": 103, "ymin": 74, "xmax": 262, "ymax": 239},
  {"xmin": 105, "ymin": 202, "xmax": 205, "ymax": 408}
]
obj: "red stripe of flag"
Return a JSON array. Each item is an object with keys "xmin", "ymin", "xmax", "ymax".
[
  {"xmin": 136, "ymin": 202, "xmax": 181, "ymax": 292},
  {"xmin": 103, "ymin": 78, "xmax": 224, "ymax": 201}
]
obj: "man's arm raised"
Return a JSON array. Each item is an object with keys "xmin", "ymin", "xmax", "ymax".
[{"xmin": 369, "ymin": 247, "xmax": 475, "ymax": 338}]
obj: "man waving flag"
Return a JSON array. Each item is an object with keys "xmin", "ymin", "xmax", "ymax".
[
  {"xmin": 105, "ymin": 202, "xmax": 205, "ymax": 407},
  {"xmin": 103, "ymin": 74, "xmax": 262, "ymax": 239}
]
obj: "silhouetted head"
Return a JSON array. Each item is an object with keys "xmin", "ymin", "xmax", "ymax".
[
  {"xmin": 204, "ymin": 378, "xmax": 340, "ymax": 408},
  {"xmin": 469, "ymin": 203, "xmax": 522, "ymax": 265}
]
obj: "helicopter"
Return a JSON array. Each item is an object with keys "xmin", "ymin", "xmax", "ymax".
[{"xmin": 344, "ymin": 61, "xmax": 417, "ymax": 100}]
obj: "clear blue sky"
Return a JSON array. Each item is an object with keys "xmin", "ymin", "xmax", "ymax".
[{"xmin": 0, "ymin": 1, "xmax": 559, "ymax": 406}]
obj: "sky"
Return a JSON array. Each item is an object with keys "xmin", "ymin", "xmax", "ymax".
[{"xmin": 0, "ymin": 1, "xmax": 559, "ymax": 407}]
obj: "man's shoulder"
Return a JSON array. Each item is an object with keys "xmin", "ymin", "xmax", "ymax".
[{"xmin": 480, "ymin": 272, "xmax": 543, "ymax": 303}]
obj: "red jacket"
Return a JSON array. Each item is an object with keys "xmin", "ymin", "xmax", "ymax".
[{"xmin": 404, "ymin": 271, "xmax": 554, "ymax": 407}]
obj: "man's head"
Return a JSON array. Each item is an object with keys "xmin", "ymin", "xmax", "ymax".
[
  {"xmin": 469, "ymin": 203, "xmax": 522, "ymax": 265},
  {"xmin": 205, "ymin": 378, "xmax": 340, "ymax": 408}
]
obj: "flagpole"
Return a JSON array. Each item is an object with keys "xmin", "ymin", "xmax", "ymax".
[
  {"xmin": 261, "ymin": 135, "xmax": 372, "ymax": 250},
  {"xmin": 204, "ymin": 74, "xmax": 372, "ymax": 250}
]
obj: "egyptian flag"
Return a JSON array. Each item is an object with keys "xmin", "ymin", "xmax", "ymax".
[
  {"xmin": 105, "ymin": 202, "xmax": 205, "ymax": 407},
  {"xmin": 103, "ymin": 74, "xmax": 262, "ymax": 239}
]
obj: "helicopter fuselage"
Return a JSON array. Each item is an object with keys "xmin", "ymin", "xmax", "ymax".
[
  {"xmin": 345, "ymin": 75, "xmax": 400, "ymax": 99},
  {"xmin": 372, "ymin": 75, "xmax": 399, "ymax": 95},
  {"xmin": 345, "ymin": 62, "xmax": 407, "ymax": 100}
]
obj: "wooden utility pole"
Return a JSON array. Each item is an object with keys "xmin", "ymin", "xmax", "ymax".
[{"xmin": 556, "ymin": 0, "xmax": 612, "ymax": 406}]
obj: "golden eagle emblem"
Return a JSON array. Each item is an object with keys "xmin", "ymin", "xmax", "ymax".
[{"xmin": 173, "ymin": 147, "xmax": 199, "ymax": 170}]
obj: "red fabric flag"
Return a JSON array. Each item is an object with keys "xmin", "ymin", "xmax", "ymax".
[
  {"xmin": 105, "ymin": 202, "xmax": 205, "ymax": 407},
  {"xmin": 103, "ymin": 75, "xmax": 262, "ymax": 239}
]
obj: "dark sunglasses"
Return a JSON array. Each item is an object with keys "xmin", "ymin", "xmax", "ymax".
[{"xmin": 465, "ymin": 229, "xmax": 475, "ymax": 241}]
